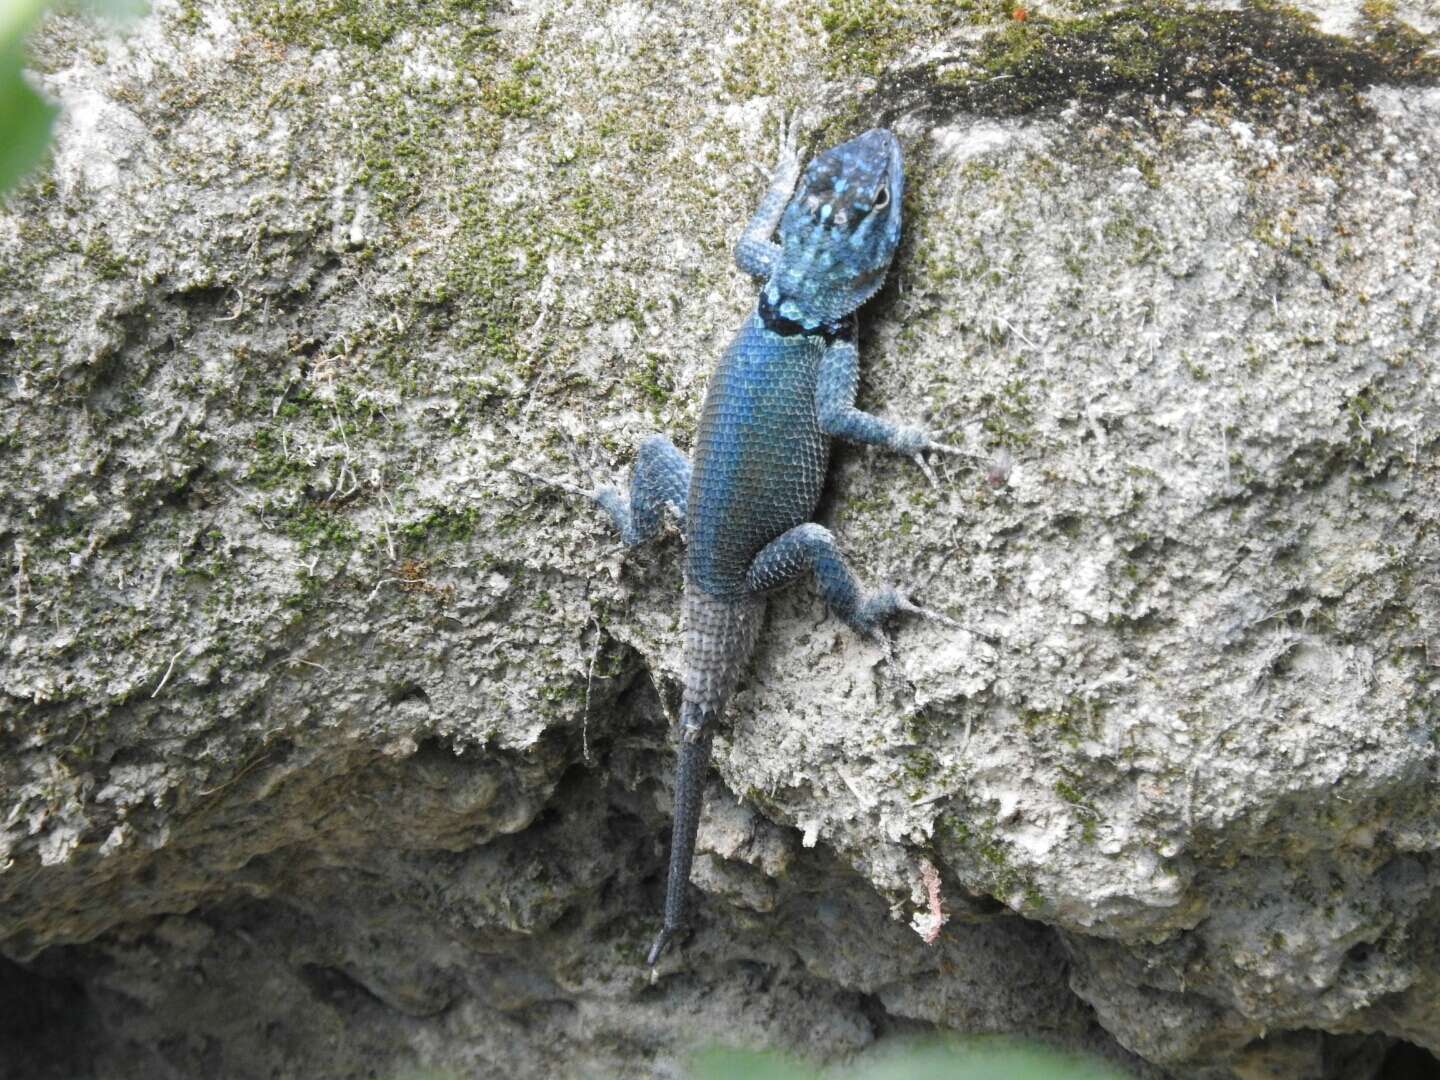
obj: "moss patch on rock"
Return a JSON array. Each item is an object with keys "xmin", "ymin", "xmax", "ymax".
[{"xmin": 859, "ymin": 0, "xmax": 1440, "ymax": 122}]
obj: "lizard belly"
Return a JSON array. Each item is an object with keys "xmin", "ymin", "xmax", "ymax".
[{"xmin": 686, "ymin": 316, "xmax": 829, "ymax": 599}]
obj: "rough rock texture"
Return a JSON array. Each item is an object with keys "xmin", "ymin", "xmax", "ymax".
[{"xmin": 1, "ymin": 0, "xmax": 1438, "ymax": 1077}]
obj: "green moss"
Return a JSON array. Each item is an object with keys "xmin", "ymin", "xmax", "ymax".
[
  {"xmin": 1342, "ymin": 384, "xmax": 1397, "ymax": 470},
  {"xmin": 482, "ymin": 55, "xmax": 546, "ymax": 118},
  {"xmin": 1054, "ymin": 776, "xmax": 1101, "ymax": 843},
  {"xmin": 626, "ymin": 350, "xmax": 673, "ymax": 409},
  {"xmin": 818, "ymin": 0, "xmax": 910, "ymax": 75},
  {"xmin": 401, "ymin": 505, "xmax": 481, "ymax": 544},
  {"xmin": 282, "ymin": 504, "xmax": 361, "ymax": 551},
  {"xmin": 433, "ymin": 185, "xmax": 546, "ymax": 377},
  {"xmin": 253, "ymin": 4, "xmax": 543, "ymax": 238},
  {"xmin": 282, "ymin": 569, "xmax": 328, "ymax": 610},
  {"xmin": 1135, "ymin": 153, "xmax": 1160, "ymax": 189},
  {"xmin": 1356, "ymin": 0, "xmax": 1433, "ymax": 56},
  {"xmin": 1100, "ymin": 212, "xmax": 1161, "ymax": 267},
  {"xmin": 722, "ymin": 0, "xmax": 802, "ymax": 97},
  {"xmin": 978, "ymin": 837, "xmax": 1007, "ymax": 866},
  {"xmin": 863, "ymin": 0, "xmax": 1440, "ymax": 122},
  {"xmin": 979, "ymin": 376, "xmax": 1034, "ymax": 449},
  {"xmin": 903, "ymin": 747, "xmax": 940, "ymax": 782},
  {"xmin": 563, "ymin": 175, "xmax": 619, "ymax": 248},
  {"xmin": 936, "ymin": 810, "xmax": 1040, "ymax": 906},
  {"xmin": 818, "ymin": 0, "xmax": 1011, "ymax": 77},
  {"xmin": 1020, "ymin": 701, "xmax": 1102, "ymax": 747},
  {"xmin": 245, "ymin": 427, "xmax": 309, "ymax": 489},
  {"xmin": 81, "ymin": 232, "xmax": 130, "ymax": 280},
  {"xmin": 175, "ymin": 0, "xmax": 204, "ymax": 30},
  {"xmin": 254, "ymin": 0, "xmax": 492, "ymax": 49}
]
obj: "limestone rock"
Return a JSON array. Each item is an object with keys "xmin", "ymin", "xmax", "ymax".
[{"xmin": 1, "ymin": 0, "xmax": 1437, "ymax": 1077}]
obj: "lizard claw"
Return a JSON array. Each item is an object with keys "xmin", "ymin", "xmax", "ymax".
[
  {"xmin": 911, "ymin": 437, "xmax": 989, "ymax": 488},
  {"xmin": 781, "ymin": 108, "xmax": 802, "ymax": 161},
  {"xmin": 894, "ymin": 594, "xmax": 999, "ymax": 642},
  {"xmin": 751, "ymin": 110, "xmax": 802, "ymax": 186},
  {"xmin": 508, "ymin": 432, "xmax": 601, "ymax": 498},
  {"xmin": 926, "ymin": 438, "xmax": 989, "ymax": 463},
  {"xmin": 895, "ymin": 594, "xmax": 959, "ymax": 628},
  {"xmin": 911, "ymin": 452, "xmax": 941, "ymax": 489},
  {"xmin": 926, "ymin": 440, "xmax": 968, "ymax": 457},
  {"xmin": 507, "ymin": 464, "xmax": 591, "ymax": 498},
  {"xmin": 772, "ymin": 108, "xmax": 803, "ymax": 191}
]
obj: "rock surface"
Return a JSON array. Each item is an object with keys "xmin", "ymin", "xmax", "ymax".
[{"xmin": 1, "ymin": 0, "xmax": 1438, "ymax": 1077}]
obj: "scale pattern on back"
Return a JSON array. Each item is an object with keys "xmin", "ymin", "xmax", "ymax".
[{"xmin": 687, "ymin": 311, "xmax": 832, "ymax": 601}]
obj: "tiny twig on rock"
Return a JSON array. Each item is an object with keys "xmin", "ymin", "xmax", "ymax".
[{"xmin": 151, "ymin": 649, "xmax": 184, "ymax": 698}]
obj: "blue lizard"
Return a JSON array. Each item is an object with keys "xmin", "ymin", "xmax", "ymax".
[{"xmin": 595, "ymin": 119, "xmax": 959, "ymax": 966}]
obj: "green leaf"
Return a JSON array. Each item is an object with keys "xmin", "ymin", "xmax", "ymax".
[
  {"xmin": 689, "ymin": 1041, "xmax": 1129, "ymax": 1080},
  {"xmin": 839, "ymin": 1042, "xmax": 1130, "ymax": 1080},
  {"xmin": 0, "ymin": 44, "xmax": 57, "ymax": 194},
  {"xmin": 0, "ymin": 1, "xmax": 49, "ymax": 49},
  {"xmin": 0, "ymin": 0, "xmax": 150, "ymax": 194},
  {"xmin": 691, "ymin": 1049, "xmax": 819, "ymax": 1080}
]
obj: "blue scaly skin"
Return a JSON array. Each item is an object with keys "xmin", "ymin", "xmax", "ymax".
[{"xmin": 596, "ymin": 120, "xmax": 959, "ymax": 967}]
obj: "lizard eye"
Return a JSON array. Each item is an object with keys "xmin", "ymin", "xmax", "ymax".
[{"xmin": 873, "ymin": 187, "xmax": 890, "ymax": 210}]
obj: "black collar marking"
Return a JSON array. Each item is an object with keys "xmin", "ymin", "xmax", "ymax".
[{"xmin": 758, "ymin": 294, "xmax": 856, "ymax": 344}]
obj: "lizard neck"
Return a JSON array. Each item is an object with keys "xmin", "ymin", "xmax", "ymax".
[{"xmin": 756, "ymin": 291, "xmax": 856, "ymax": 344}]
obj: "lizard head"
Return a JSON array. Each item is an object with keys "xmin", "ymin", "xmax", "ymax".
[{"xmin": 767, "ymin": 128, "xmax": 904, "ymax": 330}]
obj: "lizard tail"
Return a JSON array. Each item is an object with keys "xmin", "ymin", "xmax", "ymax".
[
  {"xmin": 648, "ymin": 590, "xmax": 762, "ymax": 965},
  {"xmin": 647, "ymin": 702, "xmax": 714, "ymax": 967}
]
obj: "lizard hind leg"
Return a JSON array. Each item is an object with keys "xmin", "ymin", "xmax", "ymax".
[
  {"xmin": 745, "ymin": 521, "xmax": 917, "ymax": 638},
  {"xmin": 595, "ymin": 434, "xmax": 691, "ymax": 547}
]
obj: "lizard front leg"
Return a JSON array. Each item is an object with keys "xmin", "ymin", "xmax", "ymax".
[
  {"xmin": 815, "ymin": 339, "xmax": 963, "ymax": 486},
  {"xmin": 595, "ymin": 434, "xmax": 691, "ymax": 547},
  {"xmin": 733, "ymin": 115, "xmax": 802, "ymax": 280}
]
